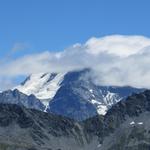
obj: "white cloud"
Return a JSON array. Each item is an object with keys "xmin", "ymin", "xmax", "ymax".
[
  {"xmin": 85, "ymin": 35, "xmax": 150, "ymax": 57},
  {"xmin": 1, "ymin": 35, "xmax": 150, "ymax": 90}
]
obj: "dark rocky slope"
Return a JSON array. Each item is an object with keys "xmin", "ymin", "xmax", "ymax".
[
  {"xmin": 1, "ymin": 90, "xmax": 150, "ymax": 150},
  {"xmin": 0, "ymin": 104, "xmax": 98, "ymax": 150},
  {"xmin": 0, "ymin": 89, "xmax": 45, "ymax": 111},
  {"xmin": 83, "ymin": 90, "xmax": 150, "ymax": 150}
]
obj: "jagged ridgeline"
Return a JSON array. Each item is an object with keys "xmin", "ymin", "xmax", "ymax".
[
  {"xmin": 1, "ymin": 90, "xmax": 150, "ymax": 149},
  {"xmin": 0, "ymin": 104, "xmax": 98, "ymax": 150},
  {"xmin": 1, "ymin": 68, "xmax": 144, "ymax": 121}
]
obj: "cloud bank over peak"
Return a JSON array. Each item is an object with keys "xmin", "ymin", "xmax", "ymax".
[
  {"xmin": 1, "ymin": 34, "xmax": 150, "ymax": 90},
  {"xmin": 85, "ymin": 35, "xmax": 150, "ymax": 57}
]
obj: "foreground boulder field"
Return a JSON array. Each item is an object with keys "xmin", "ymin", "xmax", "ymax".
[{"xmin": 1, "ymin": 90, "xmax": 150, "ymax": 150}]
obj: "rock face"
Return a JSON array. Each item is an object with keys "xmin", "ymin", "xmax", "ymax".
[
  {"xmin": 1, "ymin": 90, "xmax": 150, "ymax": 150},
  {"xmin": 12, "ymin": 68, "xmax": 144, "ymax": 120},
  {"xmin": 49, "ymin": 69, "xmax": 143, "ymax": 120},
  {"xmin": 102, "ymin": 90, "xmax": 150, "ymax": 150},
  {"xmin": 0, "ymin": 104, "xmax": 97, "ymax": 150},
  {"xmin": 83, "ymin": 90, "xmax": 150, "ymax": 150},
  {"xmin": 0, "ymin": 89, "xmax": 45, "ymax": 111}
]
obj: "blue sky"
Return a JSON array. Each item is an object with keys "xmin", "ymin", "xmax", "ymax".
[
  {"xmin": 1, "ymin": 0, "xmax": 150, "ymax": 90},
  {"xmin": 0, "ymin": 0, "xmax": 150, "ymax": 59}
]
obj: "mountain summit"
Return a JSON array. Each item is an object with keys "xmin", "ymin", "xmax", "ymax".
[{"xmin": 13, "ymin": 69, "xmax": 144, "ymax": 120}]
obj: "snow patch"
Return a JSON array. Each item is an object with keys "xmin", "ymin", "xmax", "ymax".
[
  {"xmin": 89, "ymin": 89, "xmax": 93, "ymax": 93},
  {"xmin": 138, "ymin": 122, "xmax": 143, "ymax": 125},
  {"xmin": 97, "ymin": 105, "xmax": 107, "ymax": 115},
  {"xmin": 130, "ymin": 121, "xmax": 135, "ymax": 125},
  {"xmin": 130, "ymin": 121, "xmax": 143, "ymax": 125},
  {"xmin": 91, "ymin": 99, "xmax": 102, "ymax": 105},
  {"xmin": 103, "ymin": 91, "xmax": 120, "ymax": 106},
  {"xmin": 14, "ymin": 72, "xmax": 66, "ymax": 106}
]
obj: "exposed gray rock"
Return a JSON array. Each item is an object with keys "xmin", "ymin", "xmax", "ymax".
[
  {"xmin": 1, "ymin": 90, "xmax": 150, "ymax": 150},
  {"xmin": 83, "ymin": 90, "xmax": 150, "ymax": 150},
  {"xmin": 0, "ymin": 104, "xmax": 98, "ymax": 150},
  {"xmin": 49, "ymin": 69, "xmax": 144, "ymax": 121},
  {"xmin": 12, "ymin": 68, "xmax": 144, "ymax": 121},
  {"xmin": 0, "ymin": 89, "xmax": 45, "ymax": 111}
]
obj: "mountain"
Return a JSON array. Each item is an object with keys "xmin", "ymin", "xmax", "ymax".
[
  {"xmin": 0, "ymin": 89, "xmax": 45, "ymax": 111},
  {"xmin": 1, "ymin": 90, "xmax": 150, "ymax": 150},
  {"xmin": 0, "ymin": 103, "xmax": 97, "ymax": 150},
  {"xmin": 14, "ymin": 68, "xmax": 144, "ymax": 121},
  {"xmin": 83, "ymin": 90, "xmax": 150, "ymax": 150},
  {"xmin": 14, "ymin": 72, "xmax": 65, "ymax": 107}
]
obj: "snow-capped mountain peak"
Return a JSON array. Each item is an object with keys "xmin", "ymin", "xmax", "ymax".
[
  {"xmin": 14, "ymin": 72, "xmax": 66, "ymax": 106},
  {"xmin": 13, "ymin": 69, "xmax": 144, "ymax": 120}
]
